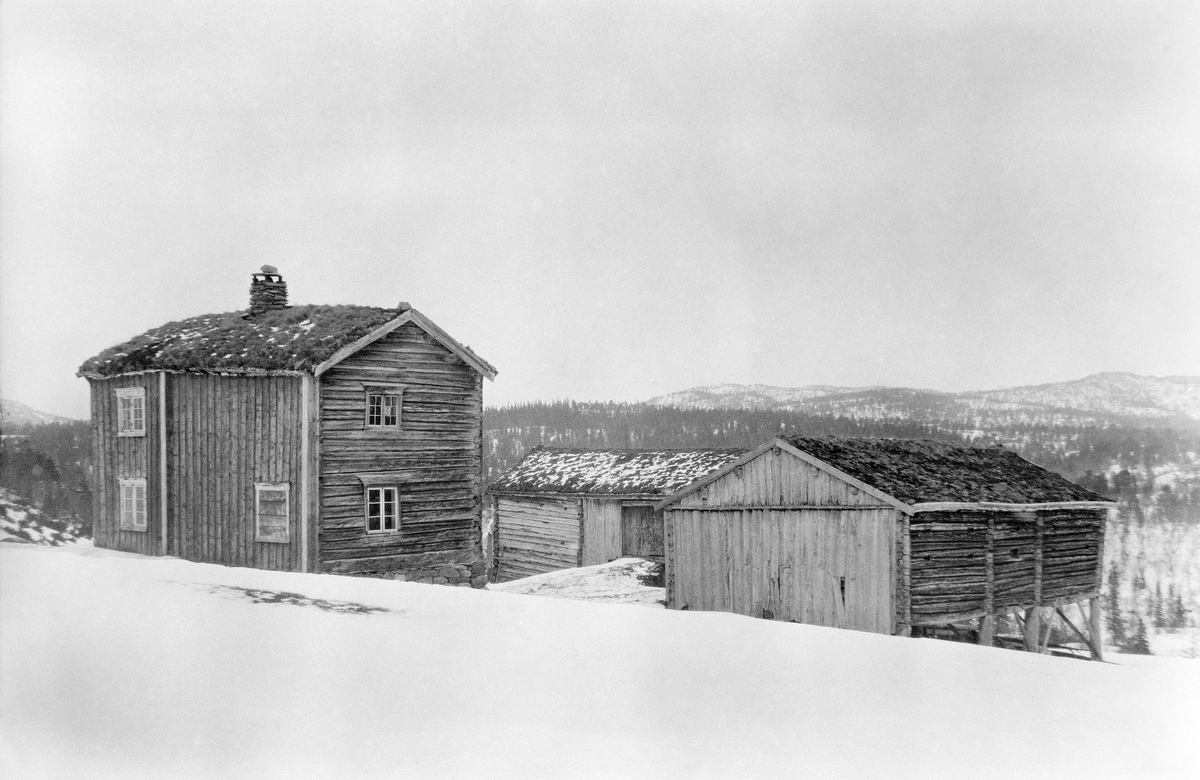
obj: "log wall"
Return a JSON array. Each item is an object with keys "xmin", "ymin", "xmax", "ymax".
[
  {"xmin": 909, "ymin": 508, "xmax": 1106, "ymax": 625},
  {"xmin": 666, "ymin": 507, "xmax": 897, "ymax": 633},
  {"xmin": 166, "ymin": 374, "xmax": 306, "ymax": 571},
  {"xmin": 90, "ymin": 375, "xmax": 162, "ymax": 556},
  {"xmin": 493, "ymin": 496, "xmax": 581, "ymax": 581},
  {"xmin": 318, "ymin": 321, "xmax": 486, "ymax": 586},
  {"xmin": 580, "ymin": 498, "xmax": 621, "ymax": 565}
]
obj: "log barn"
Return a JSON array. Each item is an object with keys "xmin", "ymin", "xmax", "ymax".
[
  {"xmin": 78, "ymin": 268, "xmax": 497, "ymax": 586},
  {"xmin": 488, "ymin": 447, "xmax": 745, "ymax": 582},
  {"xmin": 657, "ymin": 436, "xmax": 1113, "ymax": 656}
]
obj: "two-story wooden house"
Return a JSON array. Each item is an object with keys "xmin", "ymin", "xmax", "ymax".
[{"xmin": 78, "ymin": 268, "xmax": 497, "ymax": 586}]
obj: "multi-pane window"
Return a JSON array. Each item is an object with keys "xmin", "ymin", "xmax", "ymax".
[
  {"xmin": 364, "ymin": 384, "xmax": 404, "ymax": 430},
  {"xmin": 366, "ymin": 486, "xmax": 399, "ymax": 533},
  {"xmin": 255, "ymin": 483, "xmax": 290, "ymax": 543},
  {"xmin": 119, "ymin": 478, "xmax": 147, "ymax": 531},
  {"xmin": 116, "ymin": 387, "xmax": 146, "ymax": 437}
]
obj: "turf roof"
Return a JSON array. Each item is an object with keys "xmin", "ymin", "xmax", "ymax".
[
  {"xmin": 78, "ymin": 305, "xmax": 400, "ymax": 377},
  {"xmin": 490, "ymin": 446, "xmax": 748, "ymax": 496},
  {"xmin": 785, "ymin": 436, "xmax": 1107, "ymax": 505}
]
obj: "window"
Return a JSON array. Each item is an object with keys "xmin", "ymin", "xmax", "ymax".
[
  {"xmin": 364, "ymin": 384, "xmax": 404, "ymax": 430},
  {"xmin": 119, "ymin": 478, "xmax": 147, "ymax": 531},
  {"xmin": 116, "ymin": 387, "xmax": 146, "ymax": 437},
  {"xmin": 255, "ymin": 483, "xmax": 290, "ymax": 543},
  {"xmin": 366, "ymin": 486, "xmax": 399, "ymax": 533}
]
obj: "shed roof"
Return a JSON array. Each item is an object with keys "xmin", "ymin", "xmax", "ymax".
[
  {"xmin": 783, "ymin": 436, "xmax": 1106, "ymax": 505},
  {"xmin": 489, "ymin": 446, "xmax": 748, "ymax": 496},
  {"xmin": 78, "ymin": 305, "xmax": 496, "ymax": 379}
]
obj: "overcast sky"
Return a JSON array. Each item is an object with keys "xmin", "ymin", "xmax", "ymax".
[{"xmin": 2, "ymin": 0, "xmax": 1198, "ymax": 419}]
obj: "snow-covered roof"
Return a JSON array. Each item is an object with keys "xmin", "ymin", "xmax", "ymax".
[
  {"xmin": 784, "ymin": 436, "xmax": 1108, "ymax": 505},
  {"xmin": 78, "ymin": 305, "xmax": 496, "ymax": 379},
  {"xmin": 489, "ymin": 446, "xmax": 747, "ymax": 496}
]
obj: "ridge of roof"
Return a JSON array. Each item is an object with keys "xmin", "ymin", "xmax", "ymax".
[
  {"xmin": 489, "ymin": 446, "xmax": 748, "ymax": 496},
  {"xmin": 78, "ymin": 304, "xmax": 495, "ymax": 379},
  {"xmin": 781, "ymin": 435, "xmax": 1108, "ymax": 505}
]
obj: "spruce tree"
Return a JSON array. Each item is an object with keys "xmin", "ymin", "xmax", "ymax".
[
  {"xmin": 1125, "ymin": 617, "xmax": 1152, "ymax": 655},
  {"xmin": 1106, "ymin": 564, "xmax": 1126, "ymax": 645}
]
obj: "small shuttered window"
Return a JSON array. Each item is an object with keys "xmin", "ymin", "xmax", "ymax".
[
  {"xmin": 116, "ymin": 387, "xmax": 146, "ymax": 437},
  {"xmin": 255, "ymin": 483, "xmax": 290, "ymax": 543},
  {"xmin": 119, "ymin": 479, "xmax": 147, "ymax": 531}
]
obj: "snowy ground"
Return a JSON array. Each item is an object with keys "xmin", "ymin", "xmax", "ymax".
[
  {"xmin": 490, "ymin": 557, "xmax": 665, "ymax": 607},
  {"xmin": 3, "ymin": 544, "xmax": 1199, "ymax": 779}
]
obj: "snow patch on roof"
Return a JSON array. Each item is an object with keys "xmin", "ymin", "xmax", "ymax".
[{"xmin": 489, "ymin": 446, "xmax": 746, "ymax": 495}]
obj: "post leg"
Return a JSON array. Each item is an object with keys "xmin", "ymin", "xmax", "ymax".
[
  {"xmin": 1088, "ymin": 596, "xmax": 1104, "ymax": 661},
  {"xmin": 1024, "ymin": 607, "xmax": 1041, "ymax": 653},
  {"xmin": 977, "ymin": 614, "xmax": 994, "ymax": 646}
]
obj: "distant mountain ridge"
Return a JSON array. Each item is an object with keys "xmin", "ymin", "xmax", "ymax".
[
  {"xmin": 0, "ymin": 399, "xmax": 81, "ymax": 428},
  {"xmin": 646, "ymin": 372, "xmax": 1200, "ymax": 428}
]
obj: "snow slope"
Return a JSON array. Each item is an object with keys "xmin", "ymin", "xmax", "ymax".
[
  {"xmin": 2, "ymin": 545, "xmax": 1198, "ymax": 779},
  {"xmin": 490, "ymin": 558, "xmax": 665, "ymax": 607}
]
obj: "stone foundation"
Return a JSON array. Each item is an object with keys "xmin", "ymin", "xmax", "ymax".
[{"xmin": 324, "ymin": 547, "xmax": 488, "ymax": 588}]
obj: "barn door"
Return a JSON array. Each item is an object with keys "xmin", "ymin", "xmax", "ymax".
[{"xmin": 620, "ymin": 505, "xmax": 663, "ymax": 560}]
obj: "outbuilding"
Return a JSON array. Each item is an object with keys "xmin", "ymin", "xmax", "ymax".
[
  {"xmin": 78, "ymin": 268, "xmax": 497, "ymax": 586},
  {"xmin": 488, "ymin": 446, "xmax": 745, "ymax": 582},
  {"xmin": 656, "ymin": 435, "xmax": 1113, "ymax": 655}
]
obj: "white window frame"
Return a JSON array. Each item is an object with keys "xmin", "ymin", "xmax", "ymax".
[
  {"xmin": 363, "ymin": 384, "xmax": 404, "ymax": 430},
  {"xmin": 119, "ymin": 478, "xmax": 148, "ymax": 531},
  {"xmin": 365, "ymin": 485, "xmax": 400, "ymax": 534},
  {"xmin": 255, "ymin": 483, "xmax": 290, "ymax": 544},
  {"xmin": 115, "ymin": 387, "xmax": 146, "ymax": 437}
]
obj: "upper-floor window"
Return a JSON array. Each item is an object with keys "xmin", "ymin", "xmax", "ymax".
[
  {"xmin": 255, "ymin": 483, "xmax": 290, "ymax": 544},
  {"xmin": 116, "ymin": 387, "xmax": 146, "ymax": 437},
  {"xmin": 364, "ymin": 384, "xmax": 404, "ymax": 430},
  {"xmin": 119, "ymin": 478, "xmax": 147, "ymax": 531}
]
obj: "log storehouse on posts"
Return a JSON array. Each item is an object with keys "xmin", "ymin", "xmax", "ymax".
[
  {"xmin": 488, "ymin": 447, "xmax": 745, "ymax": 582},
  {"xmin": 78, "ymin": 268, "xmax": 497, "ymax": 586},
  {"xmin": 656, "ymin": 435, "xmax": 1114, "ymax": 657}
]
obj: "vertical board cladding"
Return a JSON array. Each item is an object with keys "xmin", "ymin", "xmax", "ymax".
[
  {"xmin": 90, "ymin": 375, "xmax": 161, "ymax": 556},
  {"xmin": 664, "ymin": 449, "xmax": 897, "ymax": 634},
  {"xmin": 580, "ymin": 498, "xmax": 622, "ymax": 565},
  {"xmin": 494, "ymin": 497, "xmax": 581, "ymax": 581},
  {"xmin": 620, "ymin": 505, "xmax": 664, "ymax": 559},
  {"xmin": 676, "ymin": 447, "xmax": 886, "ymax": 508},
  {"xmin": 166, "ymin": 374, "xmax": 305, "ymax": 572},
  {"xmin": 908, "ymin": 508, "xmax": 1106, "ymax": 624},
  {"xmin": 666, "ymin": 508, "xmax": 897, "ymax": 633},
  {"xmin": 318, "ymin": 322, "xmax": 487, "ymax": 586}
]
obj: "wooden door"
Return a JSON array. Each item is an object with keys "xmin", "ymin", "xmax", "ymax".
[{"xmin": 620, "ymin": 505, "xmax": 664, "ymax": 560}]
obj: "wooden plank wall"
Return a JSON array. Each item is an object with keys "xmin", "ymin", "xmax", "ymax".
[
  {"xmin": 620, "ymin": 505, "xmax": 663, "ymax": 559},
  {"xmin": 319, "ymin": 322, "xmax": 484, "ymax": 575},
  {"xmin": 494, "ymin": 496, "xmax": 581, "ymax": 581},
  {"xmin": 167, "ymin": 374, "xmax": 305, "ymax": 571},
  {"xmin": 666, "ymin": 507, "xmax": 897, "ymax": 633},
  {"xmin": 677, "ymin": 447, "xmax": 887, "ymax": 508},
  {"xmin": 580, "ymin": 498, "xmax": 621, "ymax": 565},
  {"xmin": 909, "ymin": 508, "xmax": 1105, "ymax": 625},
  {"xmin": 90, "ymin": 375, "xmax": 161, "ymax": 556}
]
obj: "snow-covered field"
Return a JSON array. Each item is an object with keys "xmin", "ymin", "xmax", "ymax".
[{"xmin": 3, "ymin": 545, "xmax": 1199, "ymax": 779}]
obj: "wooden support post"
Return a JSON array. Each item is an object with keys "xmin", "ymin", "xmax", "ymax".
[
  {"xmin": 1024, "ymin": 607, "xmax": 1041, "ymax": 652},
  {"xmin": 1025, "ymin": 514, "xmax": 1044, "ymax": 653},
  {"xmin": 1056, "ymin": 606, "xmax": 1100, "ymax": 659},
  {"xmin": 899, "ymin": 514, "xmax": 912, "ymax": 637},
  {"xmin": 1089, "ymin": 595, "xmax": 1104, "ymax": 661},
  {"xmin": 979, "ymin": 517, "xmax": 995, "ymax": 647}
]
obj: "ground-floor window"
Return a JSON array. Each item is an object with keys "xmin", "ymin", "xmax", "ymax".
[
  {"xmin": 366, "ymin": 486, "xmax": 399, "ymax": 533},
  {"xmin": 255, "ymin": 483, "xmax": 290, "ymax": 543},
  {"xmin": 119, "ymin": 478, "xmax": 147, "ymax": 531}
]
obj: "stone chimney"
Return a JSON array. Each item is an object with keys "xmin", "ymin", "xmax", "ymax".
[{"xmin": 249, "ymin": 265, "xmax": 288, "ymax": 315}]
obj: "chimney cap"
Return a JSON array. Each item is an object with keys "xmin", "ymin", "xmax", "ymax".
[
  {"xmin": 259, "ymin": 264, "xmax": 279, "ymax": 275},
  {"xmin": 396, "ymin": 301, "xmax": 412, "ymax": 312}
]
